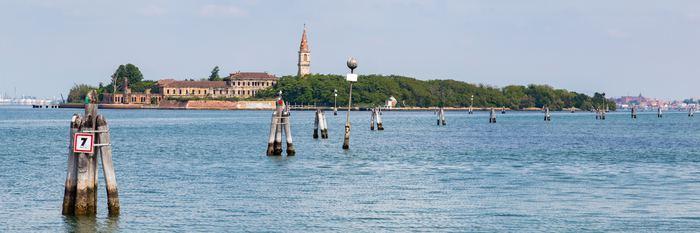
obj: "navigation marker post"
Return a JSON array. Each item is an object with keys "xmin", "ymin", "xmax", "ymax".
[
  {"xmin": 343, "ymin": 57, "xmax": 358, "ymax": 150},
  {"xmin": 62, "ymin": 91, "xmax": 119, "ymax": 216}
]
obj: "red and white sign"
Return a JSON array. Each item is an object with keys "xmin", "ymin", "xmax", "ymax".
[{"xmin": 73, "ymin": 133, "xmax": 94, "ymax": 154}]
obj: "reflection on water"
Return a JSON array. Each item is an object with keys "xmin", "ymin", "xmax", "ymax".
[{"xmin": 62, "ymin": 215, "xmax": 119, "ymax": 233}]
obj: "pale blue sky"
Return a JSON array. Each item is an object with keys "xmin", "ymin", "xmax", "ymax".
[{"xmin": 1, "ymin": 0, "xmax": 699, "ymax": 99}]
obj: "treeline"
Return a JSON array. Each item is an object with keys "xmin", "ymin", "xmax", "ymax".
[{"xmin": 256, "ymin": 74, "xmax": 616, "ymax": 111}]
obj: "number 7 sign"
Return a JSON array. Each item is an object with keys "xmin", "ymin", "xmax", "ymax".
[{"xmin": 73, "ymin": 133, "xmax": 95, "ymax": 154}]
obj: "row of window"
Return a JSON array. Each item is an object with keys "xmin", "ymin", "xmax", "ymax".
[
  {"xmin": 233, "ymin": 81, "xmax": 274, "ymax": 87},
  {"xmin": 112, "ymin": 96, "xmax": 162, "ymax": 103},
  {"xmin": 165, "ymin": 89, "xmax": 258, "ymax": 96}
]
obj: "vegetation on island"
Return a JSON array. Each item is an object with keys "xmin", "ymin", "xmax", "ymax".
[
  {"xmin": 209, "ymin": 66, "xmax": 222, "ymax": 81},
  {"xmin": 67, "ymin": 84, "xmax": 97, "ymax": 103},
  {"xmin": 67, "ymin": 64, "xmax": 616, "ymax": 111},
  {"xmin": 256, "ymin": 74, "xmax": 616, "ymax": 111}
]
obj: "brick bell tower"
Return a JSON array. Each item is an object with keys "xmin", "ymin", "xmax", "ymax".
[{"xmin": 297, "ymin": 25, "xmax": 311, "ymax": 77}]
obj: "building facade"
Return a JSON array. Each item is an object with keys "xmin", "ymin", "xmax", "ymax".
[
  {"xmin": 102, "ymin": 77, "xmax": 163, "ymax": 104},
  {"xmin": 160, "ymin": 72, "xmax": 277, "ymax": 99},
  {"xmin": 297, "ymin": 26, "xmax": 311, "ymax": 77}
]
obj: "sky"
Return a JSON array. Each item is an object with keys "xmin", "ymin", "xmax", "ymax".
[{"xmin": 0, "ymin": 0, "xmax": 699, "ymax": 100}]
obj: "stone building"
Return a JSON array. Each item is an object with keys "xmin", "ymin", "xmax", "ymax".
[
  {"xmin": 297, "ymin": 26, "xmax": 311, "ymax": 77},
  {"xmin": 102, "ymin": 77, "xmax": 163, "ymax": 105},
  {"xmin": 159, "ymin": 72, "xmax": 277, "ymax": 99}
]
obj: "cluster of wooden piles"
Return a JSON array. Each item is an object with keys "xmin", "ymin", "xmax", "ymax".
[{"xmin": 62, "ymin": 91, "xmax": 119, "ymax": 216}]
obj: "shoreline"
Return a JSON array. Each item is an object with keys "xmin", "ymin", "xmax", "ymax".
[{"xmin": 56, "ymin": 103, "xmax": 565, "ymax": 111}]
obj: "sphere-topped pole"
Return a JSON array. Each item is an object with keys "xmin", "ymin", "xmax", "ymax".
[{"xmin": 343, "ymin": 57, "xmax": 358, "ymax": 150}]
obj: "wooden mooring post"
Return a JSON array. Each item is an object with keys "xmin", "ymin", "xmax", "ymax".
[
  {"xmin": 631, "ymin": 106, "xmax": 637, "ymax": 119},
  {"xmin": 313, "ymin": 109, "xmax": 328, "ymax": 139},
  {"xmin": 657, "ymin": 107, "xmax": 663, "ymax": 118},
  {"xmin": 62, "ymin": 91, "xmax": 119, "ymax": 216},
  {"xmin": 689, "ymin": 106, "xmax": 695, "ymax": 117},
  {"xmin": 489, "ymin": 108, "xmax": 496, "ymax": 123},
  {"xmin": 370, "ymin": 108, "xmax": 376, "ymax": 130},
  {"xmin": 314, "ymin": 109, "xmax": 320, "ymax": 138},
  {"xmin": 436, "ymin": 107, "xmax": 446, "ymax": 125},
  {"xmin": 320, "ymin": 111, "xmax": 328, "ymax": 138},
  {"xmin": 376, "ymin": 108, "xmax": 384, "ymax": 130},
  {"xmin": 266, "ymin": 93, "xmax": 295, "ymax": 156},
  {"xmin": 370, "ymin": 108, "xmax": 385, "ymax": 130}
]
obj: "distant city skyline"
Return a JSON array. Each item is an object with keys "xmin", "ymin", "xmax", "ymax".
[{"xmin": 1, "ymin": 0, "xmax": 699, "ymax": 99}]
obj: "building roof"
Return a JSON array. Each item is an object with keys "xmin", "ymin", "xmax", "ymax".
[
  {"xmin": 226, "ymin": 72, "xmax": 277, "ymax": 81},
  {"xmin": 160, "ymin": 80, "xmax": 227, "ymax": 88},
  {"xmin": 300, "ymin": 26, "xmax": 309, "ymax": 52}
]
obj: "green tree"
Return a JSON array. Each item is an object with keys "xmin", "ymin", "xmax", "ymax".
[
  {"xmin": 254, "ymin": 74, "xmax": 611, "ymax": 111},
  {"xmin": 111, "ymin": 64, "xmax": 144, "ymax": 92},
  {"xmin": 67, "ymin": 84, "xmax": 97, "ymax": 103},
  {"xmin": 209, "ymin": 66, "xmax": 222, "ymax": 81}
]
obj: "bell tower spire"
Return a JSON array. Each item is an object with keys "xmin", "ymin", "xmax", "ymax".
[{"xmin": 297, "ymin": 24, "xmax": 311, "ymax": 77}]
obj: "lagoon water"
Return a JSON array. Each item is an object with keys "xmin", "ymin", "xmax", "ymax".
[{"xmin": 1, "ymin": 106, "xmax": 699, "ymax": 232}]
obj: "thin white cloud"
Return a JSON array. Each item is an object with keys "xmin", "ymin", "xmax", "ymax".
[
  {"xmin": 198, "ymin": 4, "xmax": 248, "ymax": 17},
  {"xmin": 139, "ymin": 4, "xmax": 167, "ymax": 17}
]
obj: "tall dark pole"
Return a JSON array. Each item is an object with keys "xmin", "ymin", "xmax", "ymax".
[{"xmin": 343, "ymin": 57, "xmax": 358, "ymax": 150}]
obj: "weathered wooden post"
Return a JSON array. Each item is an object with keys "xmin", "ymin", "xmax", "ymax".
[
  {"xmin": 320, "ymin": 111, "xmax": 328, "ymax": 139},
  {"xmin": 266, "ymin": 109, "xmax": 278, "ymax": 155},
  {"xmin": 370, "ymin": 108, "xmax": 376, "ymax": 130},
  {"xmin": 96, "ymin": 115, "xmax": 119, "ymax": 215},
  {"xmin": 266, "ymin": 93, "xmax": 294, "ymax": 155},
  {"xmin": 75, "ymin": 93, "xmax": 98, "ymax": 215},
  {"xmin": 544, "ymin": 107, "xmax": 551, "ymax": 121},
  {"xmin": 313, "ymin": 109, "xmax": 320, "ymax": 139},
  {"xmin": 436, "ymin": 108, "xmax": 440, "ymax": 126},
  {"xmin": 436, "ymin": 107, "xmax": 446, "ymax": 125},
  {"xmin": 282, "ymin": 104, "xmax": 295, "ymax": 155},
  {"xmin": 690, "ymin": 106, "xmax": 695, "ymax": 117},
  {"xmin": 376, "ymin": 108, "xmax": 384, "ymax": 130},
  {"xmin": 489, "ymin": 108, "xmax": 496, "ymax": 123},
  {"xmin": 657, "ymin": 107, "xmax": 663, "ymax": 118},
  {"xmin": 631, "ymin": 106, "xmax": 637, "ymax": 119},
  {"xmin": 601, "ymin": 108, "xmax": 606, "ymax": 120},
  {"xmin": 62, "ymin": 114, "xmax": 81, "ymax": 215},
  {"xmin": 273, "ymin": 109, "xmax": 283, "ymax": 155},
  {"xmin": 62, "ymin": 91, "xmax": 119, "ymax": 216}
]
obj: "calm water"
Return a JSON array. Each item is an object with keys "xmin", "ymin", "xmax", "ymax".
[{"xmin": 1, "ymin": 106, "xmax": 699, "ymax": 232}]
